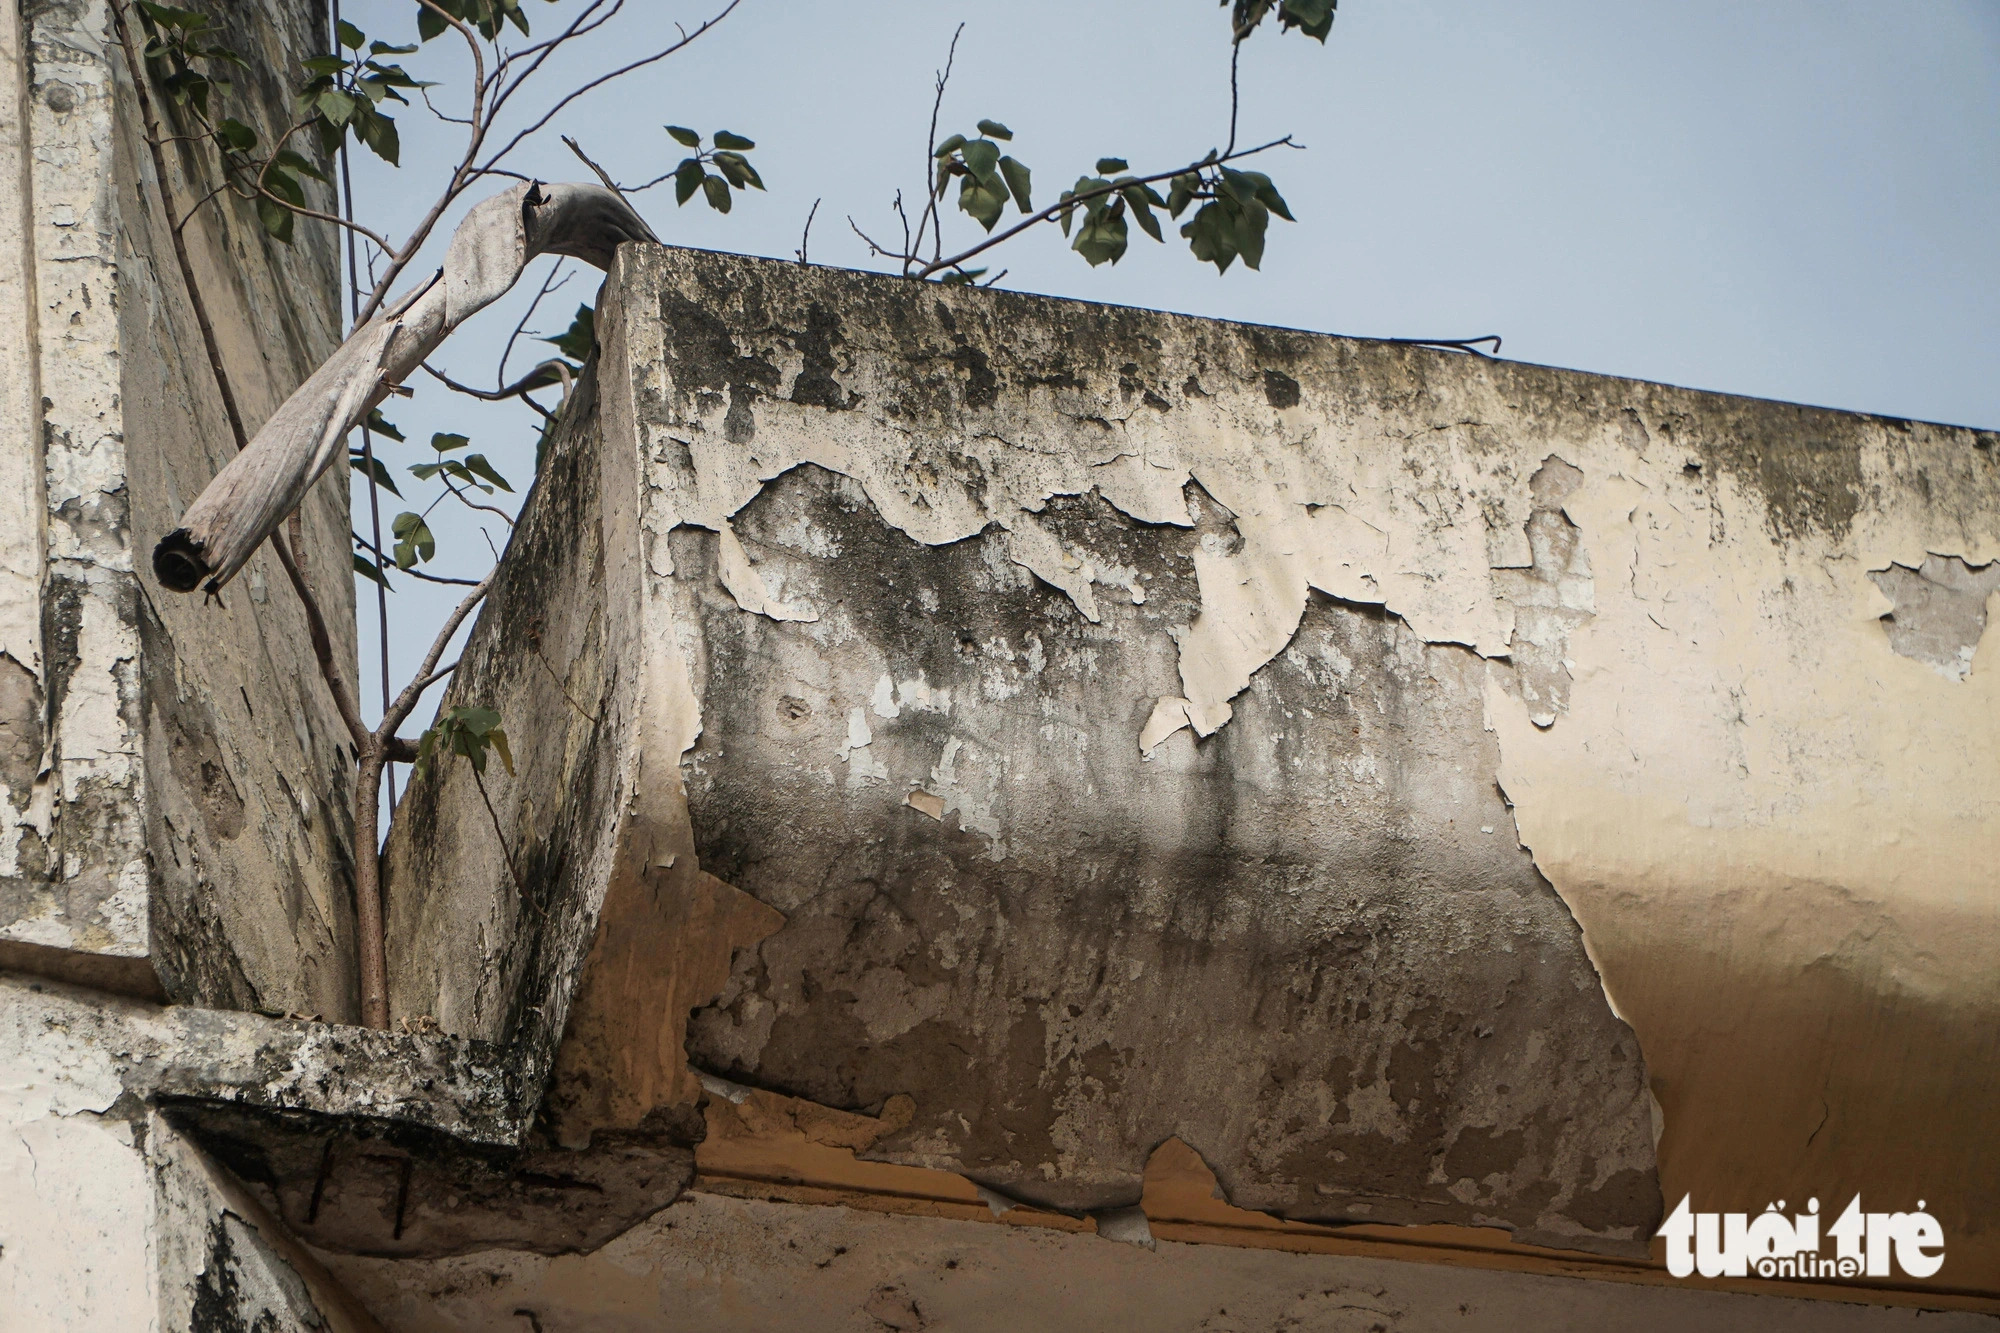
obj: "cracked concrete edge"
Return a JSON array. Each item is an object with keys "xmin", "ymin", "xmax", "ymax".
[{"xmin": 2, "ymin": 970, "xmax": 526, "ymax": 1145}]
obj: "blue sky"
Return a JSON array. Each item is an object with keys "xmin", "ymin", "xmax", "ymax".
[{"xmin": 336, "ymin": 0, "xmax": 2000, "ymax": 751}]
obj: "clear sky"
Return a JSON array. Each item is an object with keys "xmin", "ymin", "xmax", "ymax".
[{"xmin": 337, "ymin": 0, "xmax": 2000, "ymax": 753}]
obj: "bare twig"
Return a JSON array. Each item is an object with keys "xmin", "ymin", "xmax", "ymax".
[
  {"xmin": 1225, "ymin": 38, "xmax": 1242, "ymax": 157},
  {"xmin": 797, "ymin": 197, "xmax": 821, "ymax": 265},
  {"xmin": 480, "ymin": 0, "xmax": 622, "ymax": 122},
  {"xmin": 421, "ymin": 361, "xmax": 561, "ymax": 414},
  {"xmin": 912, "ymin": 24, "xmax": 964, "ymax": 274},
  {"xmin": 420, "ymin": 86, "xmax": 473, "ymax": 126},
  {"xmin": 848, "ymin": 216, "xmax": 898, "ymax": 261},
  {"xmin": 353, "ymin": 0, "xmax": 486, "ymax": 325},
  {"xmin": 410, "ymin": 658, "xmax": 461, "ymax": 697},
  {"xmin": 471, "ymin": 764, "xmax": 528, "ymax": 900},
  {"xmin": 561, "ymin": 134, "xmax": 631, "ymax": 207},
  {"xmin": 473, "ymin": 0, "xmax": 743, "ymax": 180},
  {"xmin": 497, "ymin": 263, "xmax": 572, "ymax": 387},
  {"xmin": 114, "ymin": 5, "xmax": 248, "ymax": 451},
  {"xmin": 439, "ymin": 472, "xmax": 517, "ymax": 527},
  {"xmin": 380, "ymin": 574, "xmax": 494, "ymax": 741}
]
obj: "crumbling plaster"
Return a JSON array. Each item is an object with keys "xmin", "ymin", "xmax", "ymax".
[
  {"xmin": 616, "ymin": 248, "xmax": 1994, "ymax": 1270},
  {"xmin": 0, "ymin": 0, "xmax": 359, "ymax": 1017},
  {"xmin": 388, "ymin": 245, "xmax": 1996, "ymax": 1287},
  {"xmin": 0, "ymin": 972, "xmax": 483, "ymax": 1330}
]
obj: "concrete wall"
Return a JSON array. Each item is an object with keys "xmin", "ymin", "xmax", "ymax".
[
  {"xmin": 384, "ymin": 245, "xmax": 1999, "ymax": 1297},
  {"xmin": 0, "ymin": 0, "xmax": 359, "ymax": 1017}
]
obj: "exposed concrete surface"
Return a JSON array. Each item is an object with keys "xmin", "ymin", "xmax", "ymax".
[
  {"xmin": 671, "ymin": 465, "xmax": 1655, "ymax": 1245},
  {"xmin": 317, "ymin": 1189, "xmax": 2000, "ymax": 1332},
  {"xmin": 0, "ymin": 0, "xmax": 357, "ymax": 1018},
  {"xmin": 1869, "ymin": 554, "xmax": 2000, "ymax": 680}
]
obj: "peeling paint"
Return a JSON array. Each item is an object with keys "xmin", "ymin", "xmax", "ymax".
[
  {"xmin": 389, "ymin": 245, "xmax": 2000, "ymax": 1287},
  {"xmin": 1, "ymin": 0, "xmax": 360, "ymax": 1016},
  {"xmin": 1868, "ymin": 554, "xmax": 2000, "ymax": 681}
]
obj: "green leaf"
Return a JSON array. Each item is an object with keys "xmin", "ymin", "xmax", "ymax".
[
  {"xmin": 933, "ymin": 133, "xmax": 968, "ymax": 159},
  {"xmin": 355, "ymin": 107, "xmax": 399, "ymax": 165},
  {"xmin": 416, "ymin": 704, "xmax": 516, "ymax": 781},
  {"xmin": 316, "ymin": 87, "xmax": 356, "ymax": 127},
  {"xmin": 1096, "ymin": 157, "xmax": 1129, "ymax": 175},
  {"xmin": 256, "ymin": 195, "xmax": 294, "ymax": 244},
  {"xmin": 370, "ymin": 40, "xmax": 420, "ymax": 55},
  {"xmin": 274, "ymin": 148, "xmax": 328, "ymax": 183},
  {"xmin": 417, "ymin": 7, "xmax": 446, "ymax": 40},
  {"xmin": 540, "ymin": 305, "xmax": 595, "ymax": 361},
  {"xmin": 1181, "ymin": 200, "xmax": 1238, "ymax": 273},
  {"xmin": 390, "ymin": 511, "xmax": 435, "ymax": 568},
  {"xmin": 351, "ymin": 451, "xmax": 402, "ymax": 497},
  {"xmin": 665, "ymin": 124, "xmax": 701, "ymax": 147},
  {"xmin": 1252, "ymin": 175, "xmax": 1294, "ymax": 222},
  {"xmin": 463, "ymin": 453, "xmax": 514, "ymax": 493},
  {"xmin": 1072, "ymin": 201, "xmax": 1129, "ymax": 266},
  {"xmin": 674, "ymin": 158, "xmax": 704, "ymax": 206},
  {"xmin": 263, "ymin": 168, "xmax": 305, "ymax": 209},
  {"xmin": 960, "ymin": 138, "xmax": 1001, "ymax": 186},
  {"xmin": 216, "ymin": 117, "xmax": 257, "ymax": 151},
  {"xmin": 1232, "ymin": 197, "xmax": 1270, "ymax": 269},
  {"xmin": 1279, "ymin": 0, "xmax": 1337, "ymax": 40},
  {"xmin": 1123, "ymin": 184, "xmax": 1163, "ymax": 242},
  {"xmin": 487, "ymin": 727, "xmax": 515, "ymax": 776},
  {"xmin": 958, "ymin": 175, "xmax": 1009, "ymax": 233},
  {"xmin": 712, "ymin": 150, "xmax": 764, "ymax": 191},
  {"xmin": 139, "ymin": 2, "xmax": 208, "ymax": 31},
  {"xmin": 431, "ymin": 432, "xmax": 471, "ymax": 453},
  {"xmin": 300, "ymin": 54, "xmax": 346, "ymax": 77},
  {"xmin": 712, "ymin": 130, "xmax": 755, "ymax": 151},
  {"xmin": 163, "ymin": 69, "xmax": 211, "ymax": 116},
  {"xmin": 975, "ymin": 119, "xmax": 1012, "ymax": 141},
  {"xmin": 408, "ymin": 461, "xmax": 445, "ymax": 481},
  {"xmin": 337, "ymin": 18, "xmax": 365, "ymax": 49},
  {"xmin": 999, "ymin": 155, "xmax": 1032, "ymax": 214},
  {"xmin": 365, "ymin": 407, "xmax": 404, "ymax": 441},
  {"xmin": 702, "ymin": 174, "xmax": 732, "ymax": 213},
  {"xmin": 353, "ymin": 552, "xmax": 391, "ymax": 588}
]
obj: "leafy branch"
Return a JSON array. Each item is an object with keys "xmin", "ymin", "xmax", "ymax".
[{"xmin": 852, "ymin": 2, "xmax": 1329, "ymax": 285}]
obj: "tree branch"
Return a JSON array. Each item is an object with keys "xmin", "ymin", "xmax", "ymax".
[
  {"xmin": 912, "ymin": 23, "xmax": 964, "ymax": 277},
  {"xmin": 915, "ymin": 136, "xmax": 1297, "ymax": 280},
  {"xmin": 472, "ymin": 0, "xmax": 742, "ymax": 179},
  {"xmin": 353, "ymin": 0, "xmax": 486, "ymax": 325},
  {"xmin": 379, "ymin": 573, "xmax": 494, "ymax": 740}
]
